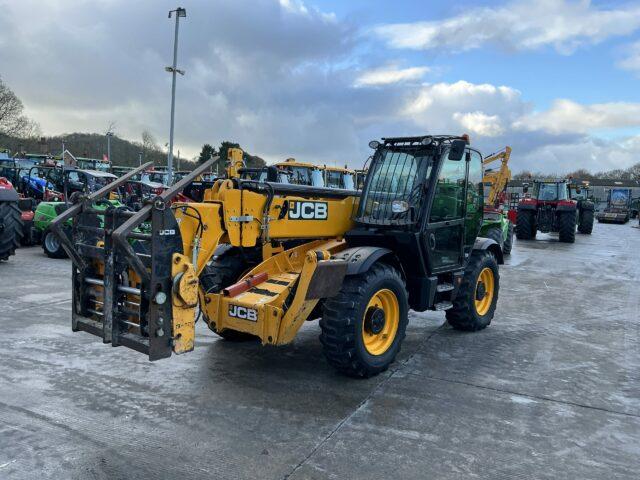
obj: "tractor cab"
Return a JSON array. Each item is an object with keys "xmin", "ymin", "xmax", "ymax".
[
  {"xmin": 274, "ymin": 158, "xmax": 324, "ymax": 187},
  {"xmin": 531, "ymin": 181, "xmax": 570, "ymax": 203},
  {"xmin": 323, "ymin": 166, "xmax": 356, "ymax": 190},
  {"xmin": 64, "ymin": 169, "xmax": 118, "ymax": 197},
  {"xmin": 568, "ymin": 181, "xmax": 590, "ymax": 201}
]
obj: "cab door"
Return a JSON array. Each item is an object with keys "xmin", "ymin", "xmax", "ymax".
[{"xmin": 424, "ymin": 150, "xmax": 469, "ymax": 273}]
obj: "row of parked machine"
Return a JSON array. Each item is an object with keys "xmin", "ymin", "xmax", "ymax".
[
  {"xmin": 0, "ymin": 151, "xmax": 365, "ymax": 262},
  {"xmin": 1, "ymin": 143, "xmax": 634, "ymax": 266},
  {"xmin": 0, "ymin": 156, "xmax": 176, "ymax": 260}
]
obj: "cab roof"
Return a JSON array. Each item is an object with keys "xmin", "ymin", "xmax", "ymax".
[
  {"xmin": 324, "ymin": 166, "xmax": 354, "ymax": 174},
  {"xmin": 274, "ymin": 159, "xmax": 319, "ymax": 169}
]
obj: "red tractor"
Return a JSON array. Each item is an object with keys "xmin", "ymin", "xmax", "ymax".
[
  {"xmin": 0, "ymin": 176, "xmax": 27, "ymax": 261},
  {"xmin": 515, "ymin": 180, "xmax": 589, "ymax": 243}
]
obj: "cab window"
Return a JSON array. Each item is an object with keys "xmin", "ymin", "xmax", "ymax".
[{"xmin": 429, "ymin": 155, "xmax": 466, "ymax": 222}]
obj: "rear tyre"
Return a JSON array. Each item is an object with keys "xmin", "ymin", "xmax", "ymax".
[
  {"xmin": 503, "ymin": 222, "xmax": 514, "ymax": 255},
  {"xmin": 199, "ymin": 247, "xmax": 260, "ymax": 341},
  {"xmin": 42, "ymin": 229, "xmax": 68, "ymax": 258},
  {"xmin": 320, "ymin": 263, "xmax": 408, "ymax": 378},
  {"xmin": 446, "ymin": 250, "xmax": 499, "ymax": 332},
  {"xmin": 515, "ymin": 209, "xmax": 535, "ymax": 240},
  {"xmin": 0, "ymin": 201, "xmax": 23, "ymax": 261},
  {"xmin": 558, "ymin": 211, "xmax": 576, "ymax": 243},
  {"xmin": 577, "ymin": 209, "xmax": 594, "ymax": 234}
]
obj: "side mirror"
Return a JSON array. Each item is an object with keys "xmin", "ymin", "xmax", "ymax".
[
  {"xmin": 523, "ymin": 183, "xmax": 529, "ymax": 193},
  {"xmin": 448, "ymin": 140, "xmax": 466, "ymax": 161}
]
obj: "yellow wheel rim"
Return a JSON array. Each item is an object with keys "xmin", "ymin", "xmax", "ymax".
[
  {"xmin": 362, "ymin": 289, "xmax": 399, "ymax": 356},
  {"xmin": 475, "ymin": 267, "xmax": 495, "ymax": 316}
]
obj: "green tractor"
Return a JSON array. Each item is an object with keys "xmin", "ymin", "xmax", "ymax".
[
  {"xmin": 32, "ymin": 168, "xmax": 121, "ymax": 258},
  {"xmin": 480, "ymin": 212, "xmax": 513, "ymax": 255}
]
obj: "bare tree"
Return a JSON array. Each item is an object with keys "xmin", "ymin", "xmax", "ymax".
[
  {"xmin": 0, "ymin": 77, "xmax": 40, "ymax": 137},
  {"xmin": 141, "ymin": 130, "xmax": 159, "ymax": 161}
]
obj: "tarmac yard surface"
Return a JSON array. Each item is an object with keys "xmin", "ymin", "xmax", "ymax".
[{"xmin": 1, "ymin": 224, "xmax": 639, "ymax": 479}]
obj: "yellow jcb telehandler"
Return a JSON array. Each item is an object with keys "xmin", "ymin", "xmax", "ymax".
[{"xmin": 51, "ymin": 135, "xmax": 502, "ymax": 377}]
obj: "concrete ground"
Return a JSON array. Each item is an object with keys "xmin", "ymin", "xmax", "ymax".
[{"xmin": 0, "ymin": 223, "xmax": 639, "ymax": 480}]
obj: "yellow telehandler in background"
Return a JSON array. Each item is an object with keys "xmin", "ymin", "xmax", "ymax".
[{"xmin": 52, "ymin": 135, "xmax": 502, "ymax": 377}]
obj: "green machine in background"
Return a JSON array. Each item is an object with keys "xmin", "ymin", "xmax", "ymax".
[{"xmin": 479, "ymin": 147, "xmax": 514, "ymax": 255}]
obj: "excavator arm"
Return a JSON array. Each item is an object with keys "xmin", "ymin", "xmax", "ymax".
[{"xmin": 482, "ymin": 146, "xmax": 512, "ymax": 209}]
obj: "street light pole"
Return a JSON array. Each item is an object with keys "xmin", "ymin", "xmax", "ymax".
[
  {"xmin": 166, "ymin": 6, "xmax": 186, "ymax": 185},
  {"xmin": 106, "ymin": 132, "xmax": 113, "ymax": 164}
]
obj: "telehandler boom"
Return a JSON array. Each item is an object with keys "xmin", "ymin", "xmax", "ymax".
[{"xmin": 52, "ymin": 136, "xmax": 502, "ymax": 377}]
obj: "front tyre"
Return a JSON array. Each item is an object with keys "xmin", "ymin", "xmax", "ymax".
[
  {"xmin": 446, "ymin": 250, "xmax": 499, "ymax": 332},
  {"xmin": 42, "ymin": 229, "xmax": 68, "ymax": 258},
  {"xmin": 320, "ymin": 263, "xmax": 408, "ymax": 378}
]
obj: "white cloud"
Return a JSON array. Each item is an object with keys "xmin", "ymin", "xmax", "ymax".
[
  {"xmin": 354, "ymin": 66, "xmax": 430, "ymax": 87},
  {"xmin": 374, "ymin": 0, "xmax": 640, "ymax": 54},
  {"xmin": 513, "ymin": 99, "xmax": 640, "ymax": 134},
  {"xmin": 0, "ymin": 0, "xmax": 638, "ymax": 175},
  {"xmin": 453, "ymin": 112, "xmax": 504, "ymax": 137},
  {"xmin": 617, "ymin": 40, "xmax": 640, "ymax": 73},
  {"xmin": 518, "ymin": 134, "xmax": 640, "ymax": 174},
  {"xmin": 402, "ymin": 81, "xmax": 524, "ymax": 132}
]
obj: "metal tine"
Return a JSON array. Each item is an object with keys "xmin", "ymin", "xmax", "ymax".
[
  {"xmin": 158, "ymin": 156, "xmax": 219, "ymax": 202},
  {"xmin": 50, "ymin": 161, "xmax": 154, "ymax": 270},
  {"xmin": 110, "ymin": 156, "xmax": 218, "ymax": 284}
]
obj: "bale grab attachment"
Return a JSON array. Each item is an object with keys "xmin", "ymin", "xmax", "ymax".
[{"xmin": 51, "ymin": 158, "xmax": 218, "ymax": 360}]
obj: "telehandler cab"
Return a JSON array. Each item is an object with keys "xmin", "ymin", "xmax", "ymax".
[{"xmin": 52, "ymin": 136, "xmax": 502, "ymax": 377}]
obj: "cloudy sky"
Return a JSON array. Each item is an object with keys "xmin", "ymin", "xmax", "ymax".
[{"xmin": 1, "ymin": 0, "xmax": 640, "ymax": 173}]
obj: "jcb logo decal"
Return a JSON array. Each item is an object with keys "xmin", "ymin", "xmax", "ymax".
[
  {"xmin": 288, "ymin": 201, "xmax": 328, "ymax": 220},
  {"xmin": 228, "ymin": 305, "xmax": 257, "ymax": 322}
]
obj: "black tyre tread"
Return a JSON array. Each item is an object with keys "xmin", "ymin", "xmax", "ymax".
[
  {"xmin": 320, "ymin": 263, "xmax": 407, "ymax": 378},
  {"xmin": 515, "ymin": 209, "xmax": 535, "ymax": 240},
  {"xmin": 42, "ymin": 229, "xmax": 68, "ymax": 259},
  {"xmin": 558, "ymin": 211, "xmax": 576, "ymax": 243},
  {"xmin": 199, "ymin": 248, "xmax": 260, "ymax": 342},
  {"xmin": 577, "ymin": 209, "xmax": 594, "ymax": 234},
  {"xmin": 446, "ymin": 250, "xmax": 499, "ymax": 332},
  {"xmin": 484, "ymin": 226, "xmax": 503, "ymax": 248},
  {"xmin": 503, "ymin": 222, "xmax": 514, "ymax": 255},
  {"xmin": 0, "ymin": 201, "xmax": 23, "ymax": 261}
]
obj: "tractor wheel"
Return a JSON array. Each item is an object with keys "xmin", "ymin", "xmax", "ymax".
[
  {"xmin": 484, "ymin": 226, "xmax": 503, "ymax": 249},
  {"xmin": 577, "ymin": 209, "xmax": 594, "ymax": 234},
  {"xmin": 0, "ymin": 201, "xmax": 23, "ymax": 261},
  {"xmin": 503, "ymin": 222, "xmax": 514, "ymax": 255},
  {"xmin": 42, "ymin": 229, "xmax": 68, "ymax": 258},
  {"xmin": 320, "ymin": 263, "xmax": 408, "ymax": 378},
  {"xmin": 199, "ymin": 247, "xmax": 260, "ymax": 342},
  {"xmin": 558, "ymin": 211, "xmax": 576, "ymax": 243},
  {"xmin": 446, "ymin": 250, "xmax": 499, "ymax": 331},
  {"xmin": 516, "ymin": 209, "xmax": 535, "ymax": 240}
]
